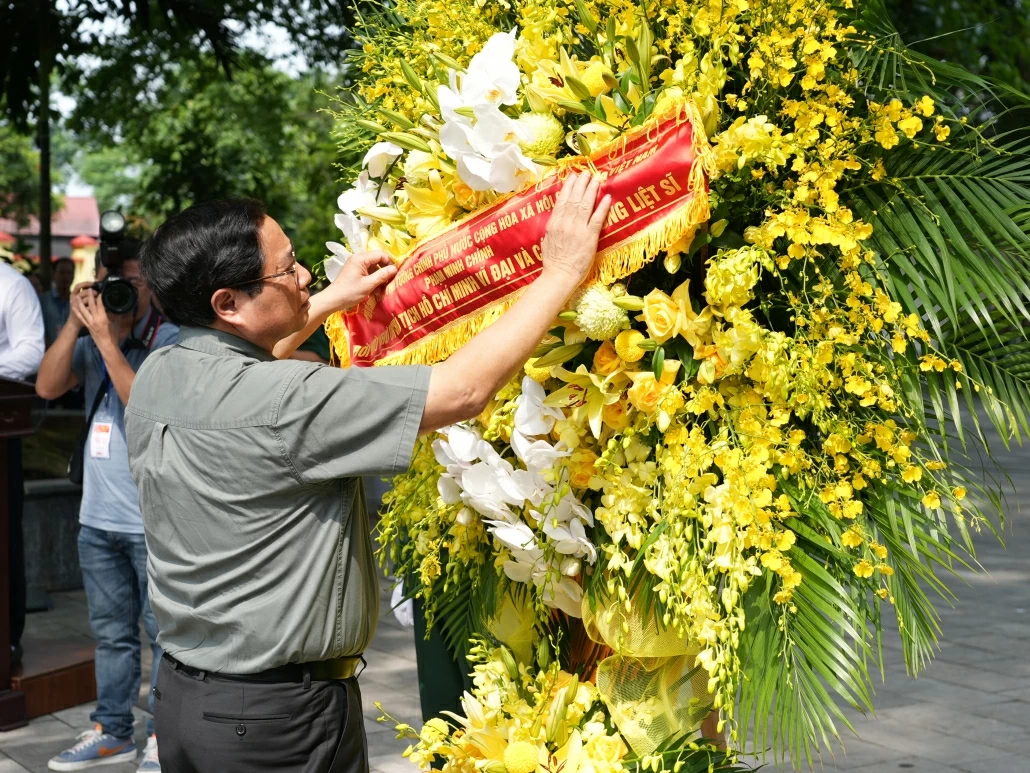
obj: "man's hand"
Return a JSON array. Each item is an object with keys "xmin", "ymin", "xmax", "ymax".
[
  {"xmin": 540, "ymin": 172, "xmax": 611, "ymax": 287},
  {"xmin": 71, "ymin": 286, "xmax": 118, "ymax": 352},
  {"xmin": 320, "ymin": 251, "xmax": 398, "ymax": 315}
]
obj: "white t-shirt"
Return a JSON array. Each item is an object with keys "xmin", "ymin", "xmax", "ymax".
[{"xmin": 0, "ymin": 261, "xmax": 44, "ymax": 380}]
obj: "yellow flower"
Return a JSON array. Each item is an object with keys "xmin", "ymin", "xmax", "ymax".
[
  {"xmin": 953, "ymin": 486, "xmax": 967, "ymax": 500},
  {"xmin": 592, "ymin": 340, "xmax": 622, "ymax": 375},
  {"xmin": 640, "ymin": 289, "xmax": 680, "ymax": 343},
  {"xmin": 841, "ymin": 528, "xmax": 863, "ymax": 549},
  {"xmin": 524, "ymin": 357, "xmax": 552, "ymax": 383},
  {"xmin": 547, "ymin": 365, "xmax": 621, "ymax": 438},
  {"xmin": 934, "ymin": 118, "xmax": 951, "ymax": 141},
  {"xmin": 897, "ymin": 115, "xmax": 923, "ymax": 139},
  {"xmin": 901, "ymin": 465, "xmax": 922, "ymax": 483},
  {"xmin": 580, "ymin": 61, "xmax": 613, "ymax": 97},
  {"xmin": 671, "ymin": 279, "xmax": 713, "ymax": 348},
  {"xmin": 916, "ymin": 95, "xmax": 935, "ymax": 117},
  {"xmin": 921, "ymin": 491, "xmax": 942, "ymax": 509},
  {"xmin": 854, "ymin": 560, "xmax": 875, "ymax": 579},
  {"xmin": 568, "ymin": 448, "xmax": 600, "ymax": 490},
  {"xmin": 602, "ymin": 398, "xmax": 632, "ymax": 430},
  {"xmin": 517, "ymin": 112, "xmax": 566, "ymax": 158},
  {"xmin": 627, "ymin": 372, "xmax": 664, "ymax": 414},
  {"xmin": 504, "ymin": 741, "xmax": 540, "ymax": 773},
  {"xmin": 870, "ymin": 542, "xmax": 888, "ymax": 559},
  {"xmin": 614, "ymin": 330, "xmax": 646, "ymax": 362}
]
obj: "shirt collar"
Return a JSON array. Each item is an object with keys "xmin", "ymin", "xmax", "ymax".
[{"xmin": 176, "ymin": 326, "xmax": 277, "ymax": 362}]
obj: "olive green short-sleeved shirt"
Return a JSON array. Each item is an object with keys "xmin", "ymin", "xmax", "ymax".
[{"xmin": 125, "ymin": 327, "xmax": 430, "ymax": 674}]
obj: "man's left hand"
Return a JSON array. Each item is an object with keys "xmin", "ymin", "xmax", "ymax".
[{"xmin": 320, "ymin": 251, "xmax": 397, "ymax": 314}]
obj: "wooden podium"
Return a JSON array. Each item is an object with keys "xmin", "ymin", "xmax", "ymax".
[{"xmin": 0, "ymin": 376, "xmax": 34, "ymax": 730}]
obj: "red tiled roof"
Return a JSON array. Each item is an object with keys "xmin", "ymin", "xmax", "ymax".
[
  {"xmin": 0, "ymin": 197, "xmax": 100, "ymax": 238},
  {"xmin": 70, "ymin": 234, "xmax": 99, "ymax": 248},
  {"xmin": 0, "ymin": 231, "xmax": 14, "ymax": 243}
]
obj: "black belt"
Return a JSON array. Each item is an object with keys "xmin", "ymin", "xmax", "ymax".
[{"xmin": 163, "ymin": 653, "xmax": 365, "ymax": 684}]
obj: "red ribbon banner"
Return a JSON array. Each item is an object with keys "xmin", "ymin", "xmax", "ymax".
[{"xmin": 343, "ymin": 105, "xmax": 709, "ymax": 367}]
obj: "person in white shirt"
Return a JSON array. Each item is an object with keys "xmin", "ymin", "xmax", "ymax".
[
  {"xmin": 0, "ymin": 260, "xmax": 45, "ymax": 380},
  {"xmin": 0, "ymin": 259, "xmax": 45, "ymax": 666}
]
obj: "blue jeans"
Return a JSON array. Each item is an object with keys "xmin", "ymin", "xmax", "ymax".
[{"xmin": 78, "ymin": 525, "xmax": 162, "ymax": 739}]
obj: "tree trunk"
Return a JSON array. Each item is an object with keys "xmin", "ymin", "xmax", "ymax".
[{"xmin": 37, "ymin": 0, "xmax": 53, "ymax": 289}]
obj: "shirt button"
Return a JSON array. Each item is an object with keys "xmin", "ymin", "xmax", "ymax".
[{"xmin": 236, "ymin": 724, "xmax": 246, "ymax": 737}]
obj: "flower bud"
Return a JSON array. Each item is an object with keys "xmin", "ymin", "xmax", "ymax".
[
  {"xmin": 613, "ymin": 295, "xmax": 645, "ymax": 311},
  {"xmin": 533, "ymin": 343, "xmax": 584, "ymax": 368}
]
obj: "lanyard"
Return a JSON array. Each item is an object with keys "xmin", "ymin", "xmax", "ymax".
[{"xmin": 95, "ymin": 309, "xmax": 161, "ymax": 407}]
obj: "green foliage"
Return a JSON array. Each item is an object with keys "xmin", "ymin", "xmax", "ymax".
[
  {"xmin": 891, "ymin": 0, "xmax": 1030, "ymax": 96},
  {"xmin": 0, "ymin": 121, "xmax": 40, "ymax": 225},
  {"xmin": 72, "ymin": 56, "xmax": 344, "ymax": 269}
]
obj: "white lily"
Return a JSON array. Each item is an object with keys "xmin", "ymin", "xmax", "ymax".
[{"xmin": 362, "ymin": 141, "xmax": 404, "ymax": 179}]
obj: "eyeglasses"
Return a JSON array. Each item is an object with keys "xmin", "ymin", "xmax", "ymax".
[{"xmin": 229, "ymin": 263, "xmax": 299, "ymax": 289}]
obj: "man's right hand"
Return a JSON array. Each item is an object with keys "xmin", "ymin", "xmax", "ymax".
[
  {"xmin": 320, "ymin": 251, "xmax": 398, "ymax": 314},
  {"xmin": 539, "ymin": 172, "xmax": 611, "ymax": 287}
]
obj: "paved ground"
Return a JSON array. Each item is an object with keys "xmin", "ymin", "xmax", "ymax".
[{"xmin": 2, "ymin": 424, "xmax": 1028, "ymax": 773}]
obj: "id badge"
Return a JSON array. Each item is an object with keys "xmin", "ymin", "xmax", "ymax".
[{"xmin": 90, "ymin": 422, "xmax": 113, "ymax": 459}]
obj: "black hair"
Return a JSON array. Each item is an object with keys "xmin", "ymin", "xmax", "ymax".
[
  {"xmin": 139, "ymin": 199, "xmax": 267, "ymax": 327},
  {"xmin": 53, "ymin": 257, "xmax": 75, "ymax": 272}
]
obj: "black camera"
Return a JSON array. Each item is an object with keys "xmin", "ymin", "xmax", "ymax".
[{"xmin": 94, "ymin": 210, "xmax": 138, "ymax": 315}]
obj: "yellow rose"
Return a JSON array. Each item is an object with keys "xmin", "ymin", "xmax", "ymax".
[
  {"xmin": 627, "ymin": 373, "xmax": 663, "ymax": 413},
  {"xmin": 640, "ymin": 290, "xmax": 680, "ymax": 343},
  {"xmin": 592, "ymin": 340, "xmax": 621, "ymax": 375},
  {"xmin": 602, "ymin": 398, "xmax": 632, "ymax": 430},
  {"xmin": 567, "ymin": 449, "xmax": 600, "ymax": 490},
  {"xmin": 614, "ymin": 330, "xmax": 646, "ymax": 362}
]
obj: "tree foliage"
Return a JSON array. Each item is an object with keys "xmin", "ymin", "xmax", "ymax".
[{"xmin": 72, "ymin": 56, "xmax": 347, "ymax": 269}]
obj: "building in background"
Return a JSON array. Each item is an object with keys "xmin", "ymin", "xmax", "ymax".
[{"xmin": 0, "ymin": 196, "xmax": 100, "ymax": 262}]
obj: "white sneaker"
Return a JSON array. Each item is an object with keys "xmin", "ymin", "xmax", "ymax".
[{"xmin": 136, "ymin": 735, "xmax": 160, "ymax": 772}]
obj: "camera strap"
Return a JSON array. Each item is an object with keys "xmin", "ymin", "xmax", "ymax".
[{"xmin": 123, "ymin": 308, "xmax": 162, "ymax": 352}]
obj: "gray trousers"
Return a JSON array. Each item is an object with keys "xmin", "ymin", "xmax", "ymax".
[{"xmin": 154, "ymin": 657, "xmax": 368, "ymax": 773}]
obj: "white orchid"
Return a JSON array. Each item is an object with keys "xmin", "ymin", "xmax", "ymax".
[
  {"xmin": 435, "ymin": 31, "xmax": 540, "ymax": 192},
  {"xmin": 323, "ymin": 241, "xmax": 351, "ymax": 281},
  {"xmin": 330, "ymin": 171, "xmax": 397, "ymax": 262},
  {"xmin": 514, "ymin": 377, "xmax": 565, "ymax": 436},
  {"xmin": 511, "ymin": 430, "xmax": 570, "ymax": 473},
  {"xmin": 542, "ymin": 578, "xmax": 585, "ymax": 617},
  {"xmin": 362, "ymin": 141, "xmax": 404, "ymax": 179},
  {"xmin": 440, "ymin": 105, "xmax": 540, "ymax": 193},
  {"xmin": 462, "ymin": 29, "xmax": 521, "ymax": 107}
]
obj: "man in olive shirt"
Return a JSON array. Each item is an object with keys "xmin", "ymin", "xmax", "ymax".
[{"xmin": 126, "ymin": 176, "xmax": 610, "ymax": 773}]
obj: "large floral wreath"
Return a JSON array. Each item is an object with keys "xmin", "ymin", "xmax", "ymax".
[{"xmin": 322, "ymin": 0, "xmax": 1030, "ymax": 768}]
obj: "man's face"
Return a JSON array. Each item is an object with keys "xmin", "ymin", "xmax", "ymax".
[
  {"xmin": 236, "ymin": 217, "xmax": 312, "ymax": 340},
  {"xmin": 118, "ymin": 259, "xmax": 152, "ymax": 320},
  {"xmin": 53, "ymin": 262, "xmax": 75, "ymax": 296}
]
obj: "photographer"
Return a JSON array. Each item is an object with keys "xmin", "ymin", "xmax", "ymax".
[{"xmin": 36, "ymin": 239, "xmax": 177, "ymax": 773}]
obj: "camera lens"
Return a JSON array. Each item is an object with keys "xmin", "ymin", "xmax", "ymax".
[{"xmin": 101, "ymin": 279, "xmax": 138, "ymax": 315}]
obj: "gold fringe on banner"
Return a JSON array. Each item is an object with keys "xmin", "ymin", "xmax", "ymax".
[{"xmin": 325, "ymin": 97, "xmax": 713, "ymax": 369}]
